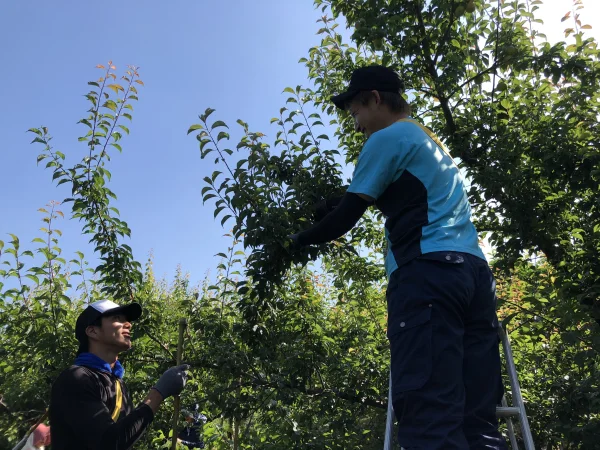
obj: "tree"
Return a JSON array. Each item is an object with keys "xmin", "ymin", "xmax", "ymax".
[
  {"xmin": 1, "ymin": 63, "xmax": 392, "ymax": 449},
  {"xmin": 496, "ymin": 260, "xmax": 600, "ymax": 448},
  {"xmin": 302, "ymin": 0, "xmax": 600, "ymax": 326},
  {"xmin": 188, "ymin": 0, "xmax": 600, "ymax": 447},
  {"xmin": 30, "ymin": 62, "xmax": 144, "ymax": 301},
  {"xmin": 3, "ymin": 0, "xmax": 600, "ymax": 445}
]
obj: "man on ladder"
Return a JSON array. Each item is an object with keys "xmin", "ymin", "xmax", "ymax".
[
  {"xmin": 385, "ymin": 323, "xmax": 536, "ymax": 449},
  {"xmin": 287, "ymin": 65, "xmax": 507, "ymax": 449}
]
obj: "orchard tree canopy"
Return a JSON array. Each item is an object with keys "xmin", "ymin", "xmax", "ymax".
[
  {"xmin": 195, "ymin": 0, "xmax": 600, "ymax": 325},
  {"xmin": 2, "ymin": 1, "xmax": 600, "ymax": 449}
]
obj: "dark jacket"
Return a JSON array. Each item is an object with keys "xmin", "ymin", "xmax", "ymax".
[
  {"xmin": 49, "ymin": 365, "xmax": 154, "ymax": 449},
  {"xmin": 178, "ymin": 419, "xmax": 205, "ymax": 449}
]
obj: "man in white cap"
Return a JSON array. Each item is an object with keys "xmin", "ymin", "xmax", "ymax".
[{"xmin": 49, "ymin": 300, "xmax": 189, "ymax": 450}]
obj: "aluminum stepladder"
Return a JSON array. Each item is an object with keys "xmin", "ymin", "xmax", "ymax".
[{"xmin": 383, "ymin": 324, "xmax": 535, "ymax": 450}]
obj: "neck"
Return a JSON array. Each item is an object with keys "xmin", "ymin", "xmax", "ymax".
[
  {"xmin": 388, "ymin": 111, "xmax": 409, "ymax": 126},
  {"xmin": 368, "ymin": 111, "xmax": 409, "ymax": 138},
  {"xmin": 87, "ymin": 346, "xmax": 119, "ymax": 368}
]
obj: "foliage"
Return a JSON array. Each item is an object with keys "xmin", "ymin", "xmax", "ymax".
[
  {"xmin": 188, "ymin": 0, "xmax": 600, "ymax": 447},
  {"xmin": 1, "ymin": 64, "xmax": 392, "ymax": 450},
  {"xmin": 29, "ymin": 62, "xmax": 143, "ymax": 301},
  {"xmin": 3, "ymin": 0, "xmax": 600, "ymax": 447},
  {"xmin": 187, "ymin": 93, "xmax": 349, "ymax": 318},
  {"xmin": 0, "ymin": 204, "xmax": 86, "ymax": 446},
  {"xmin": 496, "ymin": 259, "xmax": 600, "ymax": 448},
  {"xmin": 301, "ymin": 0, "xmax": 600, "ymax": 326}
]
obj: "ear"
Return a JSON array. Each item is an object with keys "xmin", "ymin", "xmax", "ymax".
[
  {"xmin": 85, "ymin": 325, "xmax": 99, "ymax": 340},
  {"xmin": 371, "ymin": 90, "xmax": 382, "ymax": 105}
]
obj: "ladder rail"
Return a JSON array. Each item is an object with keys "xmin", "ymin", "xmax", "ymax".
[
  {"xmin": 384, "ymin": 370, "xmax": 394, "ymax": 450},
  {"xmin": 499, "ymin": 325, "xmax": 536, "ymax": 450},
  {"xmin": 382, "ymin": 326, "xmax": 536, "ymax": 450},
  {"xmin": 502, "ymin": 395, "xmax": 520, "ymax": 450},
  {"xmin": 496, "ymin": 406, "xmax": 520, "ymax": 418}
]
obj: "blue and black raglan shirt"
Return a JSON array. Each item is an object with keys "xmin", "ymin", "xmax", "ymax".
[{"xmin": 347, "ymin": 119, "xmax": 486, "ymax": 278}]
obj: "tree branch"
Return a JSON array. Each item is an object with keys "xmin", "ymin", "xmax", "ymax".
[
  {"xmin": 434, "ymin": 0, "xmax": 456, "ymax": 65},
  {"xmin": 414, "ymin": 1, "xmax": 456, "ymax": 135},
  {"xmin": 185, "ymin": 360, "xmax": 388, "ymax": 410},
  {"xmin": 450, "ymin": 64, "xmax": 499, "ymax": 97},
  {"xmin": 142, "ymin": 327, "xmax": 175, "ymax": 361}
]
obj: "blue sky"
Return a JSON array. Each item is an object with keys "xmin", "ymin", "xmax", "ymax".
[{"xmin": 1, "ymin": 1, "xmax": 348, "ymax": 288}]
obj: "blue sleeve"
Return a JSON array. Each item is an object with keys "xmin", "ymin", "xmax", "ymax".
[{"xmin": 347, "ymin": 130, "xmax": 407, "ymax": 200}]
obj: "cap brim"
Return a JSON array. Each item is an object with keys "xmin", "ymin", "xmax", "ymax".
[
  {"xmin": 331, "ymin": 89, "xmax": 359, "ymax": 110},
  {"xmin": 105, "ymin": 302, "xmax": 142, "ymax": 321}
]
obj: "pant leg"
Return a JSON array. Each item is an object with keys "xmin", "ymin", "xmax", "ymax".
[
  {"xmin": 463, "ymin": 257, "xmax": 508, "ymax": 449},
  {"xmin": 387, "ymin": 254, "xmax": 475, "ymax": 450}
]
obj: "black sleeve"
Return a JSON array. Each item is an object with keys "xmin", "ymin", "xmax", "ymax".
[
  {"xmin": 297, "ymin": 192, "xmax": 371, "ymax": 246},
  {"xmin": 314, "ymin": 195, "xmax": 344, "ymax": 221},
  {"xmin": 99, "ymin": 401, "xmax": 154, "ymax": 450},
  {"xmin": 53, "ymin": 367, "xmax": 154, "ymax": 450}
]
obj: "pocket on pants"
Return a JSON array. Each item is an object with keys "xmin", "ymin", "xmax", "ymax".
[{"xmin": 387, "ymin": 306, "xmax": 433, "ymax": 393}]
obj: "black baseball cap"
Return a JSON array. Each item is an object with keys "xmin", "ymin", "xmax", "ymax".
[
  {"xmin": 331, "ymin": 65, "xmax": 405, "ymax": 110},
  {"xmin": 75, "ymin": 300, "xmax": 142, "ymax": 354}
]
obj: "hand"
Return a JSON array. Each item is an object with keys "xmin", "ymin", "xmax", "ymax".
[
  {"xmin": 152, "ymin": 364, "xmax": 190, "ymax": 399},
  {"xmin": 286, "ymin": 233, "xmax": 303, "ymax": 251}
]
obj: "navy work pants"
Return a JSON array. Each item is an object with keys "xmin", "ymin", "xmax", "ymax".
[{"xmin": 386, "ymin": 252, "xmax": 508, "ymax": 449}]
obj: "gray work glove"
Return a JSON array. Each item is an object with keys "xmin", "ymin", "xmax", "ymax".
[{"xmin": 152, "ymin": 364, "xmax": 190, "ymax": 399}]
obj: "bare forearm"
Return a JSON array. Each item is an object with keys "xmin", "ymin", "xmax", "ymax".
[{"xmin": 143, "ymin": 388, "xmax": 164, "ymax": 414}]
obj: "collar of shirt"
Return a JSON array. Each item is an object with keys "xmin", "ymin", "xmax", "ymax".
[{"xmin": 74, "ymin": 352, "xmax": 125, "ymax": 379}]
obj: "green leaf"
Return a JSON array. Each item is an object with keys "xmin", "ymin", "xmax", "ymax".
[
  {"xmin": 200, "ymin": 108, "xmax": 216, "ymax": 122},
  {"xmin": 107, "ymin": 84, "xmax": 124, "ymax": 94},
  {"xmin": 211, "ymin": 120, "xmax": 228, "ymax": 130},
  {"xmin": 220, "ymin": 214, "xmax": 232, "ymax": 226},
  {"xmin": 103, "ymin": 100, "xmax": 118, "ymax": 112},
  {"xmin": 187, "ymin": 124, "xmax": 203, "ymax": 134},
  {"xmin": 25, "ymin": 274, "xmax": 40, "ymax": 284}
]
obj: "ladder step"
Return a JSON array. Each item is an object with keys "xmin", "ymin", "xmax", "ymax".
[{"xmin": 496, "ymin": 406, "xmax": 520, "ymax": 418}]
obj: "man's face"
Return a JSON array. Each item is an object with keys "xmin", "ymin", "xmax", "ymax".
[
  {"xmin": 347, "ymin": 90, "xmax": 385, "ymax": 138},
  {"xmin": 88, "ymin": 314, "xmax": 133, "ymax": 352}
]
